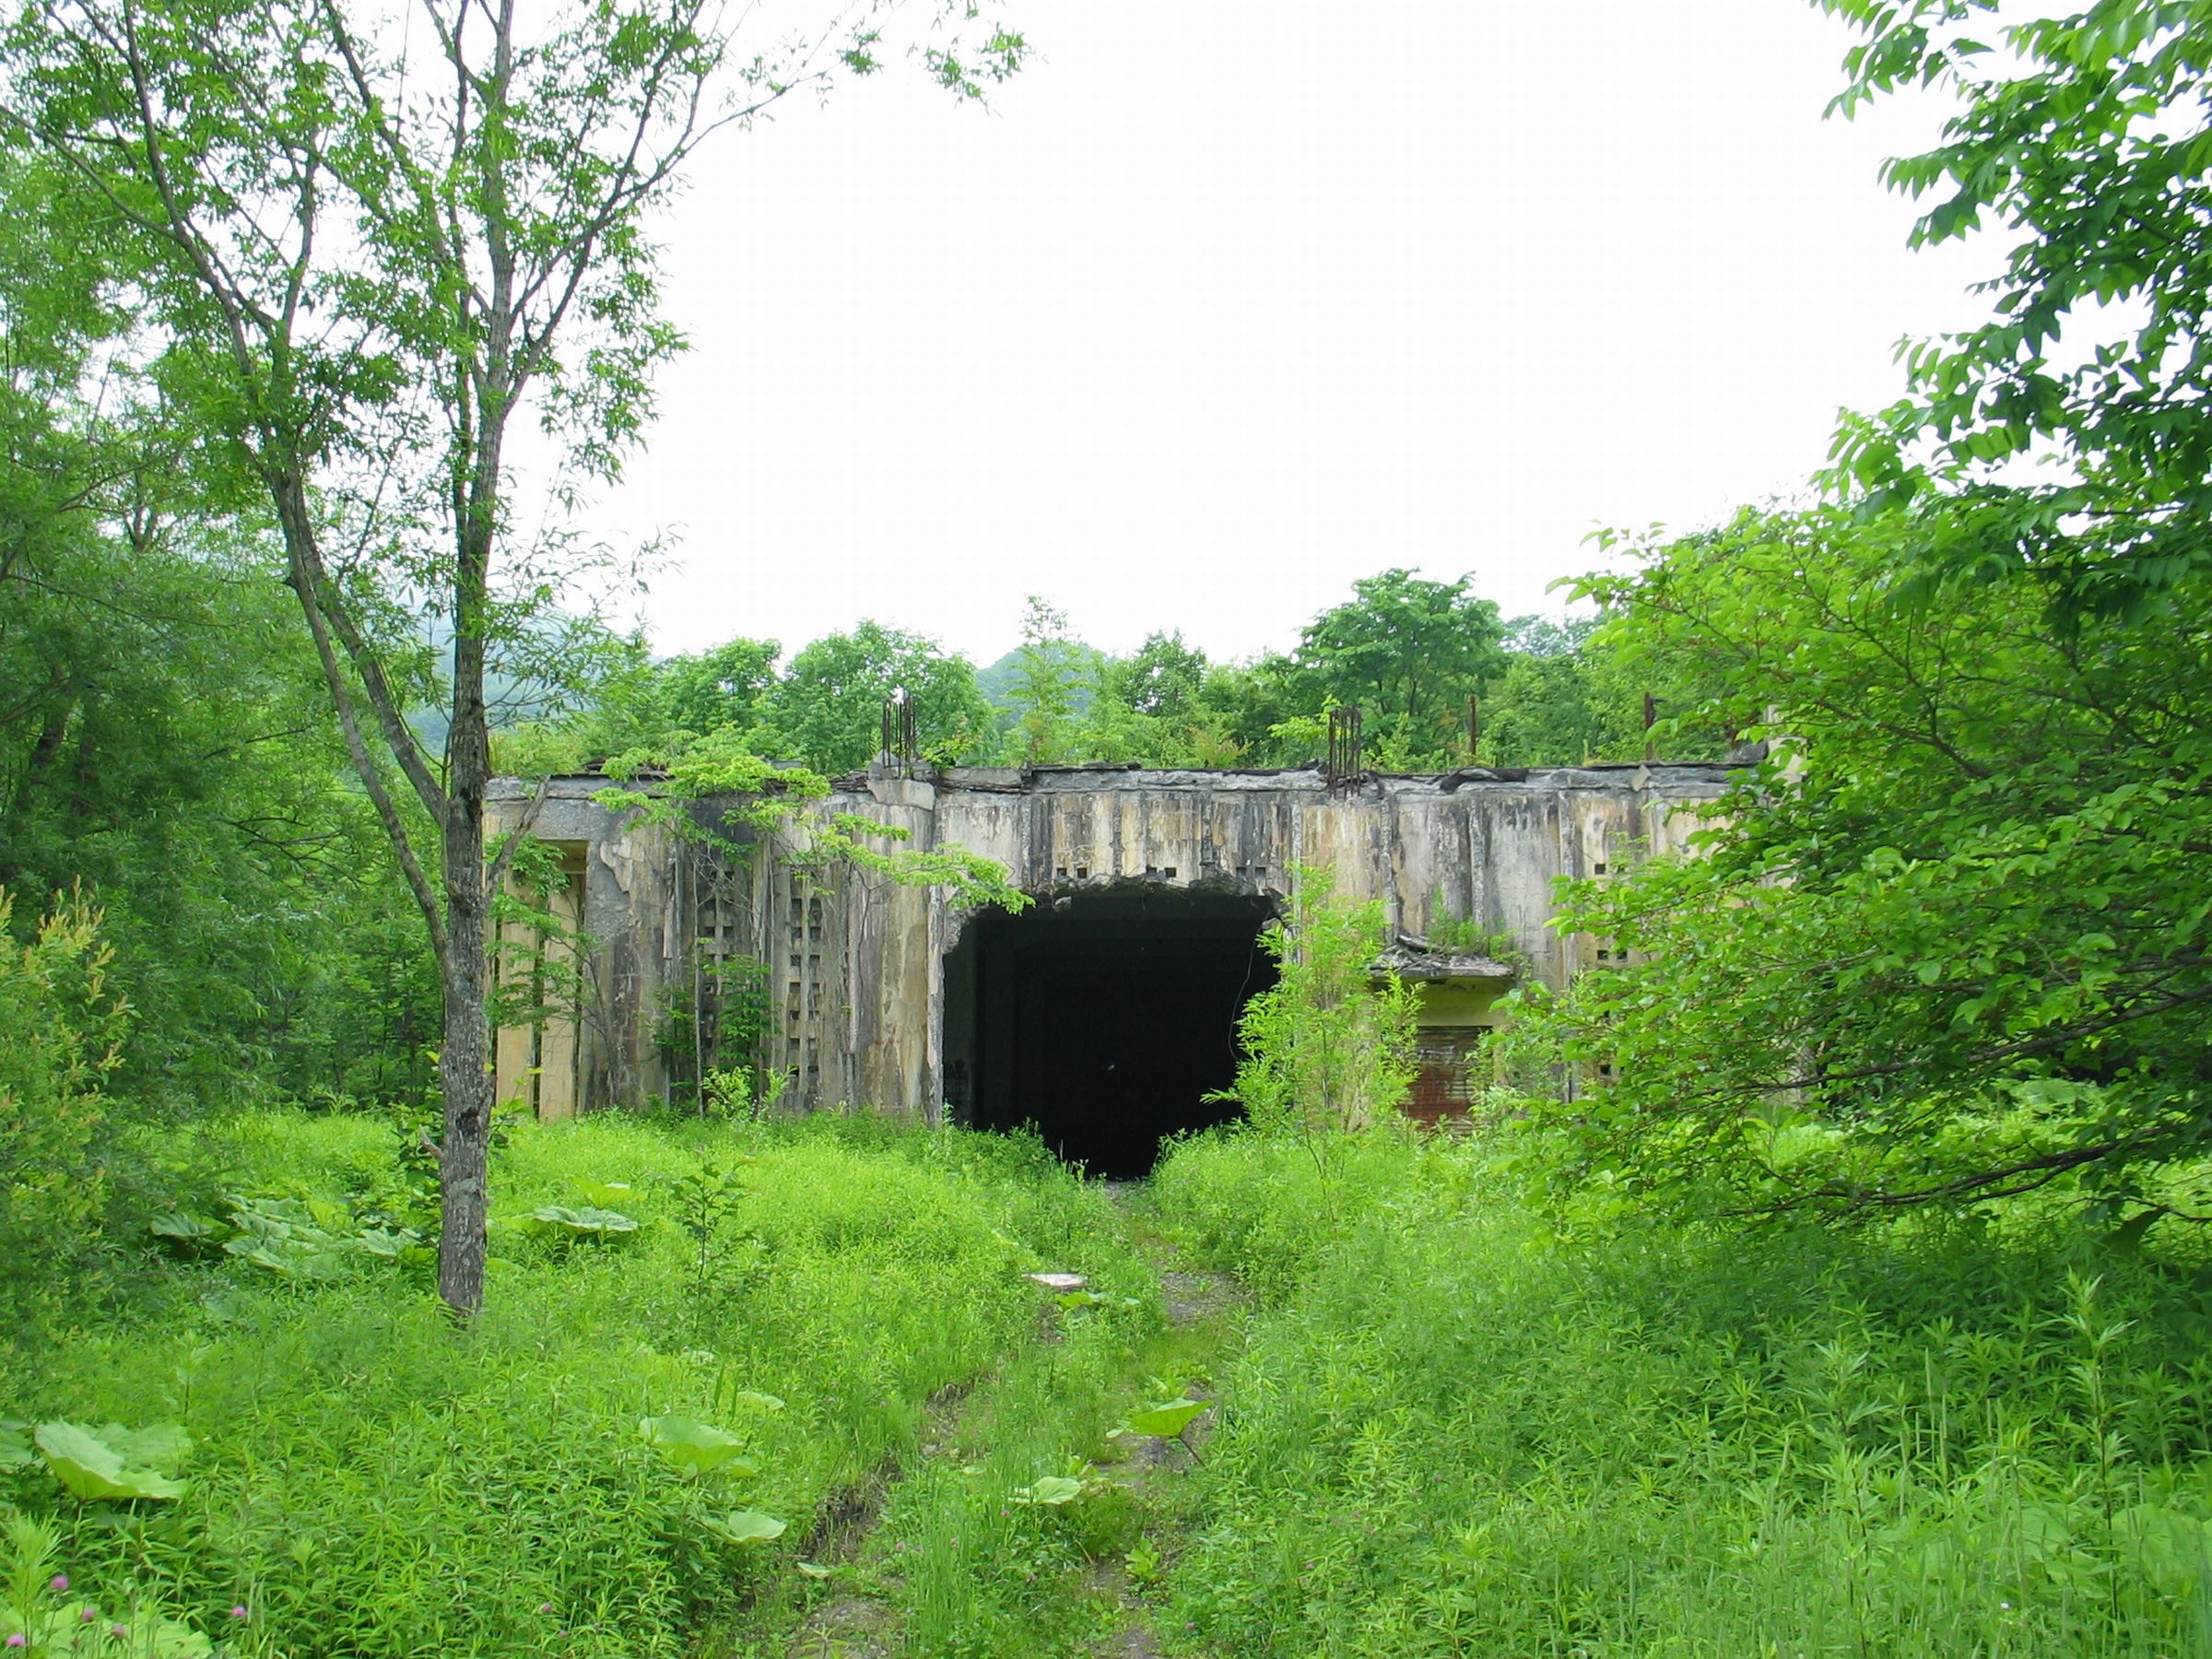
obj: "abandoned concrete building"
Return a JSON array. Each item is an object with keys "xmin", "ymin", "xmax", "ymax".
[
  {"xmin": 488, "ymin": 757, "xmax": 1733, "ymax": 1174},
  {"xmin": 488, "ymin": 752, "xmax": 1725, "ymax": 1185}
]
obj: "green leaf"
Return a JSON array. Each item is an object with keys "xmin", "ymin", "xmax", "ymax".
[
  {"xmin": 2112, "ymin": 1503, "xmax": 2212, "ymax": 1598},
  {"xmin": 0, "ymin": 1418, "xmax": 32, "ymax": 1468},
  {"xmin": 39, "ymin": 1610, "xmax": 213, "ymax": 1659},
  {"xmin": 225, "ymin": 1238, "xmax": 347, "ymax": 1279},
  {"xmin": 528, "ymin": 1205, "xmax": 640, "ymax": 1236},
  {"xmin": 147, "ymin": 1211, "xmax": 223, "ymax": 1242},
  {"xmin": 2105, "ymin": 1208, "xmax": 2161, "ymax": 1256},
  {"xmin": 1012, "ymin": 1475, "xmax": 1085, "ymax": 1506},
  {"xmin": 639, "ymin": 1414, "xmax": 758, "ymax": 1476},
  {"xmin": 306, "ymin": 1196, "xmax": 350, "ymax": 1230},
  {"xmin": 1124, "ymin": 1399, "xmax": 1206, "ymax": 1439},
  {"xmin": 54, "ymin": 1605, "xmax": 213, "ymax": 1658},
  {"xmin": 105, "ymin": 1422, "xmax": 192, "ymax": 1468},
  {"xmin": 33, "ymin": 1420, "xmax": 189, "ymax": 1501},
  {"xmin": 700, "ymin": 1509, "xmax": 786, "ymax": 1546}
]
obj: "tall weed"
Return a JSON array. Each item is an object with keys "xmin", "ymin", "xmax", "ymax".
[
  {"xmin": 6, "ymin": 1112, "xmax": 1110, "ymax": 1658},
  {"xmin": 1159, "ymin": 1133, "xmax": 2212, "ymax": 1656},
  {"xmin": 1206, "ymin": 870, "xmax": 1418, "ymax": 1199}
]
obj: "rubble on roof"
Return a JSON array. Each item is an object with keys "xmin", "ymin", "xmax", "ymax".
[{"xmin": 1371, "ymin": 935, "xmax": 1519, "ymax": 982}]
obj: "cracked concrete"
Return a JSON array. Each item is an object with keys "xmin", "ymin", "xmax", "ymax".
[{"xmin": 488, "ymin": 761, "xmax": 1733, "ymax": 1117}]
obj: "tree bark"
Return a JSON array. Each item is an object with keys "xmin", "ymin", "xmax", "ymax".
[{"xmin": 435, "ymin": 779, "xmax": 492, "ymax": 1313}]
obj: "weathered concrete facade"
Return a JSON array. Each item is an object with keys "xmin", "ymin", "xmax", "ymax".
[{"xmin": 487, "ymin": 761, "xmax": 1732, "ymax": 1125}]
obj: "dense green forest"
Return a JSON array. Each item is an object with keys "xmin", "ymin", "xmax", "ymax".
[
  {"xmin": 6, "ymin": 0, "xmax": 2212, "ymax": 1653},
  {"xmin": 492, "ymin": 572, "xmax": 1670, "ymax": 782}
]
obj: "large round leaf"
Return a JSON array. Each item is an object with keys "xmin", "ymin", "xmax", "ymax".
[
  {"xmin": 34, "ymin": 1421, "xmax": 189, "ymax": 1501},
  {"xmin": 639, "ymin": 1415, "xmax": 758, "ymax": 1477},
  {"xmin": 1124, "ymin": 1399, "xmax": 1206, "ymax": 1439},
  {"xmin": 529, "ymin": 1205, "xmax": 640, "ymax": 1236},
  {"xmin": 1012, "ymin": 1475, "xmax": 1085, "ymax": 1506},
  {"xmin": 147, "ymin": 1212, "xmax": 223, "ymax": 1243},
  {"xmin": 701, "ymin": 1509, "xmax": 786, "ymax": 1546}
]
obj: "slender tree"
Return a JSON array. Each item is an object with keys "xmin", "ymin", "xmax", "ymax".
[{"xmin": 3, "ymin": 0, "xmax": 1026, "ymax": 1312}]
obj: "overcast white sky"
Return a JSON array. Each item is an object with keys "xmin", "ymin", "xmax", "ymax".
[{"xmin": 559, "ymin": 0, "xmax": 1991, "ymax": 668}]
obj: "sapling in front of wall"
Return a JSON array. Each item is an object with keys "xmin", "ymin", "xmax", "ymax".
[
  {"xmin": 488, "ymin": 835, "xmax": 593, "ymax": 1121},
  {"xmin": 1206, "ymin": 866, "xmax": 1419, "ymax": 1201},
  {"xmin": 597, "ymin": 726, "xmax": 1030, "ymax": 1111}
]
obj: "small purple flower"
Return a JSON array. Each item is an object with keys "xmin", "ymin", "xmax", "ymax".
[
  {"xmin": 48, "ymin": 1576, "xmax": 67, "ymax": 1594},
  {"xmin": 79, "ymin": 1606, "xmax": 98, "ymax": 1623},
  {"xmin": 537, "ymin": 1604, "xmax": 554, "ymax": 1616},
  {"xmin": 112, "ymin": 1627, "xmax": 128, "ymax": 1640},
  {"xmin": 229, "ymin": 1606, "xmax": 250, "ymax": 1619},
  {"xmin": 7, "ymin": 1634, "xmax": 27, "ymax": 1648}
]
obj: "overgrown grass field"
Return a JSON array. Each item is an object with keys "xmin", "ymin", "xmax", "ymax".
[
  {"xmin": 1154, "ymin": 1130, "xmax": 2212, "ymax": 1657},
  {"xmin": 6, "ymin": 1112, "xmax": 1153, "ymax": 1658},
  {"xmin": 14, "ymin": 1110, "xmax": 2212, "ymax": 1657}
]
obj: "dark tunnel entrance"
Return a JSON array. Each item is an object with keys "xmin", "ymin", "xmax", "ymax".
[{"xmin": 941, "ymin": 885, "xmax": 1280, "ymax": 1177}]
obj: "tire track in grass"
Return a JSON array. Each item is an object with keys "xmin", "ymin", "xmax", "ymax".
[
  {"xmin": 1085, "ymin": 1199, "xmax": 1244, "ymax": 1659},
  {"xmin": 782, "ymin": 1373, "xmax": 995, "ymax": 1659},
  {"xmin": 771, "ymin": 1182, "xmax": 1250, "ymax": 1659}
]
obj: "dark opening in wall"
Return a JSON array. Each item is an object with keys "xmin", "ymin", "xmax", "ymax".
[{"xmin": 942, "ymin": 885, "xmax": 1279, "ymax": 1178}]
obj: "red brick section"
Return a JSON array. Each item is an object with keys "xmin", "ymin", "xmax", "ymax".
[{"xmin": 1406, "ymin": 1026, "xmax": 1488, "ymax": 1125}]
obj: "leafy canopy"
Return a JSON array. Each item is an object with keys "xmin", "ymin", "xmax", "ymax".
[
  {"xmin": 1291, "ymin": 570, "xmax": 1505, "ymax": 766},
  {"xmin": 755, "ymin": 621, "xmax": 990, "ymax": 774},
  {"xmin": 1510, "ymin": 506, "xmax": 2212, "ymax": 1218},
  {"xmin": 1820, "ymin": 0, "xmax": 2212, "ymax": 613}
]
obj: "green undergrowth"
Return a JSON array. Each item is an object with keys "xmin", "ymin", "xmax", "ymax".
[
  {"xmin": 1153, "ymin": 1128, "xmax": 2212, "ymax": 1657},
  {"xmin": 840, "ymin": 1194, "xmax": 1235, "ymax": 1659},
  {"xmin": 6, "ymin": 1111, "xmax": 1122, "ymax": 1658}
]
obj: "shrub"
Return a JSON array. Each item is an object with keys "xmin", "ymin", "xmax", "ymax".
[
  {"xmin": 0, "ymin": 888, "xmax": 129, "ymax": 1330},
  {"xmin": 1206, "ymin": 869, "xmax": 1419, "ymax": 1193}
]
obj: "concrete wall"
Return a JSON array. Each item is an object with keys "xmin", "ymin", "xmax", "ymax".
[{"xmin": 488, "ymin": 761, "xmax": 1732, "ymax": 1118}]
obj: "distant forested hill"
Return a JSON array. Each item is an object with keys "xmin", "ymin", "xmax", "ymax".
[{"xmin": 975, "ymin": 641, "xmax": 1105, "ymax": 718}]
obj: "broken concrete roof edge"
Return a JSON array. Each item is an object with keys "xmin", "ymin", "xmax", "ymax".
[
  {"xmin": 488, "ymin": 758, "xmax": 1744, "ymax": 802},
  {"xmin": 1372, "ymin": 937, "xmax": 1519, "ymax": 982}
]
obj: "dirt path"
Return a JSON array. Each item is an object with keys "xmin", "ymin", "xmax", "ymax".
[
  {"xmin": 777, "ymin": 1184, "xmax": 1247, "ymax": 1659},
  {"xmin": 782, "ymin": 1374, "xmax": 983, "ymax": 1659}
]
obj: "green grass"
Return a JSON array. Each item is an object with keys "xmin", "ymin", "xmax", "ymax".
[
  {"xmin": 846, "ymin": 1194, "xmax": 1238, "ymax": 1659},
  {"xmin": 6, "ymin": 1111, "xmax": 1122, "ymax": 1658},
  {"xmin": 1152, "ymin": 1129, "xmax": 2212, "ymax": 1656},
  {"xmin": 21, "ymin": 1109, "xmax": 2212, "ymax": 1658}
]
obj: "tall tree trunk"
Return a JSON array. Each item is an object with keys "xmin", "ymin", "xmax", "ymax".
[
  {"xmin": 429, "ymin": 0, "xmax": 516, "ymax": 1318},
  {"xmin": 435, "ymin": 772, "xmax": 491, "ymax": 1313}
]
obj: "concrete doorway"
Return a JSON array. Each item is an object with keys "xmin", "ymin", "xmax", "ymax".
[{"xmin": 941, "ymin": 886, "xmax": 1279, "ymax": 1176}]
